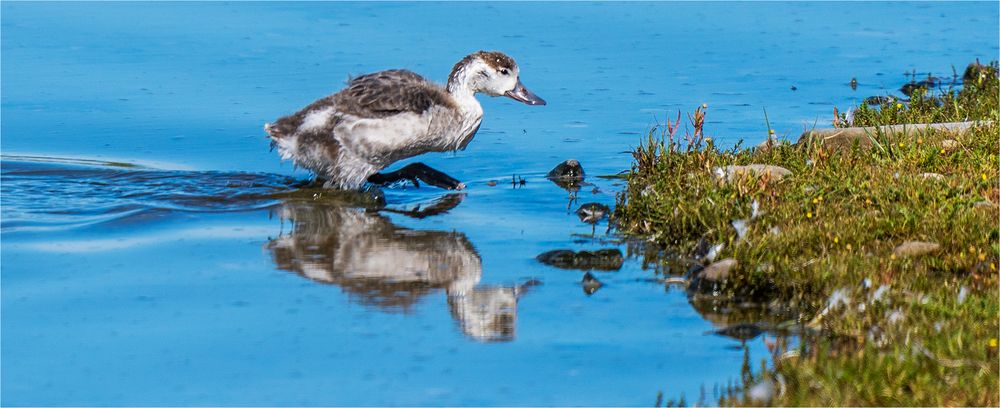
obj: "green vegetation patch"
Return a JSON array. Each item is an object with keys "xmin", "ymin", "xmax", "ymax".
[{"xmin": 616, "ymin": 62, "xmax": 998, "ymax": 406}]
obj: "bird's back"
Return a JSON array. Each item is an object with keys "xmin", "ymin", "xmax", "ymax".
[{"xmin": 265, "ymin": 69, "xmax": 461, "ymax": 188}]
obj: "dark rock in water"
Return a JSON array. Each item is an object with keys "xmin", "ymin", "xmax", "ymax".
[
  {"xmin": 536, "ymin": 248, "xmax": 624, "ymax": 271},
  {"xmin": 547, "ymin": 159, "xmax": 585, "ymax": 190},
  {"xmin": 576, "ymin": 202, "xmax": 610, "ymax": 224},
  {"xmin": 900, "ymin": 82, "xmax": 926, "ymax": 97},
  {"xmin": 863, "ymin": 95, "xmax": 898, "ymax": 106},
  {"xmin": 849, "ymin": 77, "xmax": 858, "ymax": 90},
  {"xmin": 963, "ymin": 61, "xmax": 998, "ymax": 83},
  {"xmin": 708, "ymin": 323, "xmax": 763, "ymax": 341},
  {"xmin": 582, "ymin": 272, "xmax": 603, "ymax": 295}
]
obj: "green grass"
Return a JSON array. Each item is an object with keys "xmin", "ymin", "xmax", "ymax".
[{"xmin": 616, "ymin": 62, "xmax": 999, "ymax": 406}]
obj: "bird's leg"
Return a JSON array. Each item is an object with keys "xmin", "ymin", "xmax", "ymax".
[{"xmin": 367, "ymin": 163, "xmax": 465, "ymax": 190}]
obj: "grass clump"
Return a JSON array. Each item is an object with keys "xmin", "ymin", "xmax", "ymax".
[{"xmin": 617, "ymin": 62, "xmax": 999, "ymax": 406}]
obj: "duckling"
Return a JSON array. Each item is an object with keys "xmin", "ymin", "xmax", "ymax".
[{"xmin": 265, "ymin": 51, "xmax": 546, "ymax": 190}]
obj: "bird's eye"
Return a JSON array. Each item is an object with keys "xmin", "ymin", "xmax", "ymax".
[{"xmin": 500, "ymin": 68, "xmax": 509, "ymax": 75}]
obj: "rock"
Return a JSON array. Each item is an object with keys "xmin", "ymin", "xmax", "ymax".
[
  {"xmin": 941, "ymin": 139, "xmax": 959, "ymax": 151},
  {"xmin": 701, "ymin": 258, "xmax": 737, "ymax": 281},
  {"xmin": 536, "ymin": 248, "xmax": 624, "ymax": 271},
  {"xmin": 714, "ymin": 164, "xmax": 792, "ymax": 183},
  {"xmin": 546, "ymin": 159, "xmax": 585, "ymax": 190},
  {"xmin": 582, "ymin": 272, "xmax": 603, "ymax": 295},
  {"xmin": 920, "ymin": 172, "xmax": 945, "ymax": 181},
  {"xmin": 892, "ymin": 241, "xmax": 941, "ymax": 257},
  {"xmin": 575, "ymin": 203, "xmax": 610, "ymax": 224},
  {"xmin": 863, "ymin": 95, "xmax": 898, "ymax": 106},
  {"xmin": 963, "ymin": 61, "xmax": 998, "ymax": 83},
  {"xmin": 687, "ymin": 258, "xmax": 737, "ymax": 295}
]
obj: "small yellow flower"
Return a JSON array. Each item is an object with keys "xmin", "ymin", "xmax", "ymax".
[
  {"xmin": 890, "ymin": 253, "xmax": 897, "ymax": 260},
  {"xmin": 969, "ymin": 245, "xmax": 976, "ymax": 253},
  {"xmin": 898, "ymin": 142, "xmax": 905, "ymax": 148},
  {"xmin": 846, "ymin": 244, "xmax": 853, "ymax": 251},
  {"xmin": 895, "ymin": 103, "xmax": 903, "ymax": 109},
  {"xmin": 978, "ymin": 253, "xmax": 986, "ymax": 261},
  {"xmin": 818, "ymin": 196, "xmax": 824, "ymax": 202},
  {"xmin": 917, "ymin": 138, "xmax": 923, "ymax": 145},
  {"xmin": 982, "ymin": 174, "xmax": 988, "ymax": 182},
  {"xmin": 865, "ymin": 198, "xmax": 873, "ymax": 205},
  {"xmin": 834, "ymin": 237, "xmax": 839, "ymax": 244},
  {"xmin": 990, "ymin": 338, "xmax": 998, "ymax": 348},
  {"xmin": 806, "ymin": 211, "xmax": 813, "ymax": 219},
  {"xmin": 991, "ymin": 262, "xmax": 996, "ymax": 271},
  {"xmin": 940, "ymin": 149, "xmax": 946, "ymax": 154},
  {"xmin": 812, "ymin": 198, "xmax": 819, "ymax": 204}
]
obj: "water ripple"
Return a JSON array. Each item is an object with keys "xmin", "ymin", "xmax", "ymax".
[{"xmin": 1, "ymin": 155, "xmax": 299, "ymax": 232}]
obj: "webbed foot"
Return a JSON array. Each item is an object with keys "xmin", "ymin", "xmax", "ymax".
[{"xmin": 367, "ymin": 163, "xmax": 465, "ymax": 190}]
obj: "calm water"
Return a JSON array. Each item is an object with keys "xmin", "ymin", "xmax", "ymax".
[{"xmin": 2, "ymin": 2, "xmax": 997, "ymax": 405}]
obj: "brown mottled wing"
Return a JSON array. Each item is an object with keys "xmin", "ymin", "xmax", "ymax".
[{"xmin": 334, "ymin": 69, "xmax": 453, "ymax": 118}]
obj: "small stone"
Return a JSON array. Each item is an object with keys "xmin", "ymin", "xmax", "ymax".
[
  {"xmin": 547, "ymin": 159, "xmax": 586, "ymax": 190},
  {"xmin": 920, "ymin": 172, "xmax": 945, "ymax": 181},
  {"xmin": 701, "ymin": 258, "xmax": 737, "ymax": 282},
  {"xmin": 941, "ymin": 139, "xmax": 959, "ymax": 151},
  {"xmin": 546, "ymin": 159, "xmax": 585, "ymax": 181},
  {"xmin": 582, "ymin": 272, "xmax": 603, "ymax": 295},
  {"xmin": 892, "ymin": 241, "xmax": 941, "ymax": 257}
]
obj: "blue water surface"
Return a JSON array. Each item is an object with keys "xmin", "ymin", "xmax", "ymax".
[{"xmin": 2, "ymin": 2, "xmax": 998, "ymax": 405}]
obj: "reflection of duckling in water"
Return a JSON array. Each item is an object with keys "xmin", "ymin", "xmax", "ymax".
[
  {"xmin": 575, "ymin": 202, "xmax": 610, "ymax": 235},
  {"xmin": 576, "ymin": 202, "xmax": 609, "ymax": 224},
  {"xmin": 266, "ymin": 197, "xmax": 537, "ymax": 342}
]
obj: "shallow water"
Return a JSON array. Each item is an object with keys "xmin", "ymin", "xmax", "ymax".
[{"xmin": 2, "ymin": 2, "xmax": 997, "ymax": 405}]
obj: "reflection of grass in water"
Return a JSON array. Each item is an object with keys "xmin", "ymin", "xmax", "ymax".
[{"xmin": 619, "ymin": 62, "xmax": 998, "ymax": 406}]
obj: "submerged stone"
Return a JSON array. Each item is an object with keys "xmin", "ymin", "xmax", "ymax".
[
  {"xmin": 536, "ymin": 248, "xmax": 624, "ymax": 271},
  {"xmin": 709, "ymin": 322, "xmax": 763, "ymax": 341},
  {"xmin": 892, "ymin": 240, "xmax": 940, "ymax": 257}
]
